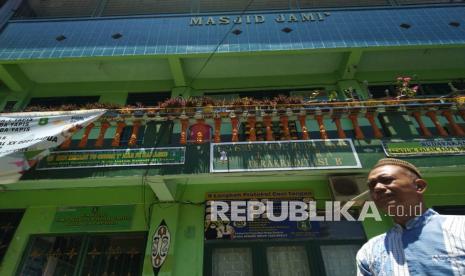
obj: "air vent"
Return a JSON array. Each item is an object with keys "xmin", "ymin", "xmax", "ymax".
[
  {"xmin": 111, "ymin": 33, "xmax": 123, "ymax": 39},
  {"xmin": 232, "ymin": 29, "xmax": 242, "ymax": 35},
  {"xmin": 281, "ymin": 27, "xmax": 293, "ymax": 33},
  {"xmin": 328, "ymin": 175, "xmax": 369, "ymax": 206},
  {"xmin": 400, "ymin": 23, "xmax": 411, "ymax": 29}
]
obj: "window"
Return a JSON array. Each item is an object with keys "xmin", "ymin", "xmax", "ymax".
[
  {"xmin": 367, "ymin": 85, "xmax": 396, "ymax": 99},
  {"xmin": 18, "ymin": 232, "xmax": 146, "ymax": 276},
  {"xmin": 205, "ymin": 240, "xmax": 364, "ymax": 276},
  {"xmin": 2, "ymin": 101, "xmax": 17, "ymax": 112},
  {"xmin": 11, "ymin": 0, "xmax": 462, "ymax": 19},
  {"xmin": 126, "ymin": 92, "xmax": 171, "ymax": 107},
  {"xmin": 205, "ymin": 220, "xmax": 365, "ymax": 276},
  {"xmin": 212, "ymin": 247, "xmax": 253, "ymax": 276},
  {"xmin": 13, "ymin": 0, "xmax": 101, "ymax": 19},
  {"xmin": 267, "ymin": 246, "xmax": 311, "ymax": 276},
  {"xmin": 26, "ymin": 96, "xmax": 100, "ymax": 110},
  {"xmin": 417, "ymin": 83, "xmax": 452, "ymax": 97},
  {"xmin": 433, "ymin": 205, "xmax": 465, "ymax": 215},
  {"xmin": 0, "ymin": 210, "xmax": 24, "ymax": 264}
]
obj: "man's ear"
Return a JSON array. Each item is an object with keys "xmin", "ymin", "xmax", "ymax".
[{"xmin": 414, "ymin": 178, "xmax": 427, "ymax": 194}]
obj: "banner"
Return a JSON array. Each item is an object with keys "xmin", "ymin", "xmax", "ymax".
[
  {"xmin": 382, "ymin": 138, "xmax": 465, "ymax": 157},
  {"xmin": 0, "ymin": 109, "xmax": 105, "ymax": 184},
  {"xmin": 37, "ymin": 147, "xmax": 186, "ymax": 170},
  {"xmin": 204, "ymin": 191, "xmax": 320, "ymax": 240},
  {"xmin": 51, "ymin": 205, "xmax": 135, "ymax": 232},
  {"xmin": 210, "ymin": 139, "xmax": 361, "ymax": 172}
]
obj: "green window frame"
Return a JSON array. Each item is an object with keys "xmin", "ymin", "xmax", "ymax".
[
  {"xmin": 204, "ymin": 239, "xmax": 365, "ymax": 276},
  {"xmin": 17, "ymin": 232, "xmax": 147, "ymax": 276}
]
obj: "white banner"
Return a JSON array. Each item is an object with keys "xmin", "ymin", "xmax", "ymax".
[{"xmin": 0, "ymin": 109, "xmax": 106, "ymax": 184}]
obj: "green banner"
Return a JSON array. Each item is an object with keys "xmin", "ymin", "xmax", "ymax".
[
  {"xmin": 210, "ymin": 139, "xmax": 361, "ymax": 172},
  {"xmin": 51, "ymin": 205, "xmax": 135, "ymax": 232},
  {"xmin": 383, "ymin": 139, "xmax": 465, "ymax": 157},
  {"xmin": 37, "ymin": 147, "xmax": 185, "ymax": 170}
]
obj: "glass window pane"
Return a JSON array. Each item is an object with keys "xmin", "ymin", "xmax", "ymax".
[
  {"xmin": 18, "ymin": 236, "xmax": 83, "ymax": 276},
  {"xmin": 212, "ymin": 247, "xmax": 253, "ymax": 276},
  {"xmin": 0, "ymin": 210, "xmax": 24, "ymax": 263},
  {"xmin": 266, "ymin": 246, "xmax": 311, "ymax": 276},
  {"xmin": 80, "ymin": 233, "xmax": 146, "ymax": 276},
  {"xmin": 320, "ymin": 244, "xmax": 361, "ymax": 276}
]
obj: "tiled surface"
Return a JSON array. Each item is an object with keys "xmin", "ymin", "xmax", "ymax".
[{"xmin": 0, "ymin": 6, "xmax": 464, "ymax": 60}]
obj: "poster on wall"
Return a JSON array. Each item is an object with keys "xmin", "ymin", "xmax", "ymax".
[
  {"xmin": 51, "ymin": 205, "xmax": 135, "ymax": 232},
  {"xmin": 210, "ymin": 139, "xmax": 361, "ymax": 173},
  {"xmin": 0, "ymin": 109, "xmax": 105, "ymax": 184},
  {"xmin": 36, "ymin": 147, "xmax": 186, "ymax": 170},
  {"xmin": 382, "ymin": 138, "xmax": 465, "ymax": 157},
  {"xmin": 204, "ymin": 191, "xmax": 320, "ymax": 240},
  {"xmin": 152, "ymin": 220, "xmax": 170, "ymax": 276}
]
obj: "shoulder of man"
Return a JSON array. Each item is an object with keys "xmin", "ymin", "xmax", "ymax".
[
  {"xmin": 356, "ymin": 232, "xmax": 389, "ymax": 276},
  {"xmin": 357, "ymin": 232, "xmax": 388, "ymax": 261},
  {"xmin": 439, "ymin": 214, "xmax": 465, "ymax": 236}
]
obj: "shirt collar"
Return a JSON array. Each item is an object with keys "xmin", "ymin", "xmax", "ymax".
[{"xmin": 394, "ymin": 208, "xmax": 438, "ymax": 231}]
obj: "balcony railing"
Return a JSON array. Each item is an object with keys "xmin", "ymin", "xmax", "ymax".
[{"xmin": 47, "ymin": 96, "xmax": 465, "ymax": 150}]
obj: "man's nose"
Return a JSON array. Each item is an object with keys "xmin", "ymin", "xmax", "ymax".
[{"xmin": 373, "ymin": 182, "xmax": 386, "ymax": 192}]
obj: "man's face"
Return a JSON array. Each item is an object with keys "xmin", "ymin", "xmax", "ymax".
[{"xmin": 367, "ymin": 165, "xmax": 422, "ymax": 214}]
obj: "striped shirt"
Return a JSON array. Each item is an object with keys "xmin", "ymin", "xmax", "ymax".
[{"xmin": 356, "ymin": 209, "xmax": 465, "ymax": 276}]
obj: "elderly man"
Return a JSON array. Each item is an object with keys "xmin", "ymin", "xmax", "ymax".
[{"xmin": 356, "ymin": 158, "xmax": 465, "ymax": 276}]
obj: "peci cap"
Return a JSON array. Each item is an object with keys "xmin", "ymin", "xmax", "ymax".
[{"xmin": 372, "ymin": 158, "xmax": 422, "ymax": 178}]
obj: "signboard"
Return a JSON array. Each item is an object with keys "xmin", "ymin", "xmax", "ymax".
[
  {"xmin": 210, "ymin": 139, "xmax": 361, "ymax": 172},
  {"xmin": 37, "ymin": 147, "xmax": 186, "ymax": 170},
  {"xmin": 0, "ymin": 110, "xmax": 105, "ymax": 184},
  {"xmin": 152, "ymin": 220, "xmax": 170, "ymax": 276},
  {"xmin": 51, "ymin": 205, "xmax": 134, "ymax": 232},
  {"xmin": 382, "ymin": 139, "xmax": 465, "ymax": 157},
  {"xmin": 204, "ymin": 191, "xmax": 320, "ymax": 240}
]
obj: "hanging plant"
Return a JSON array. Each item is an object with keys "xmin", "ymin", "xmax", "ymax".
[{"xmin": 396, "ymin": 77, "xmax": 418, "ymax": 99}]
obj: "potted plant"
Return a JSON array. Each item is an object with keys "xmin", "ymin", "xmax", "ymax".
[
  {"xmin": 272, "ymin": 94, "xmax": 289, "ymax": 114},
  {"xmin": 161, "ymin": 97, "xmax": 186, "ymax": 114}
]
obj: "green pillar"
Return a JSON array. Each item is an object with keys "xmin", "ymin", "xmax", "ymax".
[
  {"xmin": 142, "ymin": 203, "xmax": 204, "ymax": 276},
  {"xmin": 0, "ymin": 206, "xmax": 56, "ymax": 275},
  {"xmin": 142, "ymin": 203, "xmax": 181, "ymax": 276}
]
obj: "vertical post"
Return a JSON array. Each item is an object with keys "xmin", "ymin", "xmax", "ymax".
[
  {"xmin": 315, "ymin": 115, "xmax": 328, "ymax": 139},
  {"xmin": 459, "ymin": 110, "xmax": 465, "ymax": 122},
  {"xmin": 442, "ymin": 110, "xmax": 465, "ymax": 136},
  {"xmin": 60, "ymin": 125, "xmax": 81, "ymax": 149},
  {"xmin": 78, "ymin": 123, "xmax": 95, "ymax": 148},
  {"xmin": 280, "ymin": 115, "xmax": 290, "ymax": 140},
  {"xmin": 128, "ymin": 120, "xmax": 142, "ymax": 147},
  {"xmin": 60, "ymin": 137, "xmax": 73, "ymax": 149},
  {"xmin": 95, "ymin": 121, "xmax": 110, "ymax": 147},
  {"xmin": 365, "ymin": 113, "xmax": 383, "ymax": 139},
  {"xmin": 231, "ymin": 116, "xmax": 239, "ymax": 142},
  {"xmin": 180, "ymin": 118, "xmax": 189, "ymax": 145},
  {"xmin": 263, "ymin": 116, "xmax": 274, "ymax": 141},
  {"xmin": 411, "ymin": 112, "xmax": 432, "ymax": 137},
  {"xmin": 111, "ymin": 121, "xmax": 126, "ymax": 147},
  {"xmin": 247, "ymin": 117, "xmax": 257, "ymax": 141},
  {"xmin": 298, "ymin": 115, "xmax": 309, "ymax": 140},
  {"xmin": 194, "ymin": 119, "xmax": 205, "ymax": 144},
  {"xmin": 348, "ymin": 114, "xmax": 365, "ymax": 140},
  {"xmin": 214, "ymin": 117, "xmax": 222, "ymax": 143},
  {"xmin": 425, "ymin": 110, "xmax": 448, "ymax": 137},
  {"xmin": 332, "ymin": 116, "xmax": 346, "ymax": 139}
]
